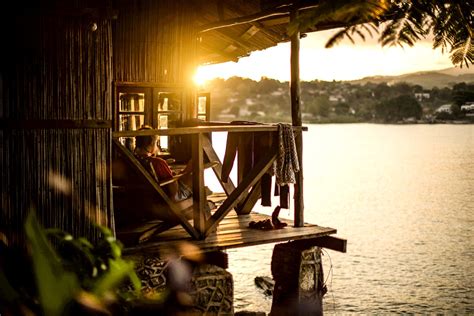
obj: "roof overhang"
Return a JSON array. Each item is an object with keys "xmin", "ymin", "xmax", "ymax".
[{"xmin": 194, "ymin": 0, "xmax": 355, "ymax": 65}]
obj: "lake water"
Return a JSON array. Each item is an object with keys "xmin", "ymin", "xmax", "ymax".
[{"xmin": 206, "ymin": 124, "xmax": 474, "ymax": 314}]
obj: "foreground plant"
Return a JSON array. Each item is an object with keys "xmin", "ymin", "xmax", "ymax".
[{"xmin": 0, "ymin": 211, "xmax": 141, "ymax": 316}]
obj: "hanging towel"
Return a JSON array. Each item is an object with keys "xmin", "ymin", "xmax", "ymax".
[
  {"xmin": 273, "ymin": 123, "xmax": 300, "ymax": 186},
  {"xmin": 221, "ymin": 121, "xmax": 262, "ymax": 182}
]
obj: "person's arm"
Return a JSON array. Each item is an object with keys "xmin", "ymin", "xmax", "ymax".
[{"xmin": 181, "ymin": 160, "xmax": 193, "ymax": 175}]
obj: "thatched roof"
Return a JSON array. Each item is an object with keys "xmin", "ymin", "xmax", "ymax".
[{"xmin": 194, "ymin": 0, "xmax": 346, "ymax": 65}]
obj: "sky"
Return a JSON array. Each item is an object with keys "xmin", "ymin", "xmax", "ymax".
[{"xmin": 194, "ymin": 29, "xmax": 459, "ymax": 84}]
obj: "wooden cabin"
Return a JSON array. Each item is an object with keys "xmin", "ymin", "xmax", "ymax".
[{"xmin": 2, "ymin": 0, "xmax": 347, "ymax": 313}]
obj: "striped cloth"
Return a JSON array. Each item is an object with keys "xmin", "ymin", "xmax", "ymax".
[{"xmin": 273, "ymin": 123, "xmax": 300, "ymax": 185}]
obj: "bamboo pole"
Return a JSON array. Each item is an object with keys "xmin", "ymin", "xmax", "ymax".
[{"xmin": 290, "ymin": 9, "xmax": 304, "ymax": 227}]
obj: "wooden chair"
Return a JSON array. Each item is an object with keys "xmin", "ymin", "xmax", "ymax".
[{"xmin": 112, "ymin": 139, "xmax": 198, "ymax": 244}]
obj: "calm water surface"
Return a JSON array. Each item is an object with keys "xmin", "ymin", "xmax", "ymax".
[{"xmin": 207, "ymin": 124, "xmax": 473, "ymax": 314}]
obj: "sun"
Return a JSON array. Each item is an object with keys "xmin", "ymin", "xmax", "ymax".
[{"xmin": 193, "ymin": 67, "xmax": 209, "ymax": 86}]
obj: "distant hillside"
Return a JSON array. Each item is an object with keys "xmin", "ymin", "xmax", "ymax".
[{"xmin": 349, "ymin": 67, "xmax": 474, "ymax": 89}]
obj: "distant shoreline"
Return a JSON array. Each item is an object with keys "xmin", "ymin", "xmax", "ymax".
[
  {"xmin": 216, "ymin": 117, "xmax": 474, "ymax": 125},
  {"xmin": 303, "ymin": 120, "xmax": 474, "ymax": 125}
]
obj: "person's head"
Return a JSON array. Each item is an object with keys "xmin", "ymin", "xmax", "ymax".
[{"xmin": 135, "ymin": 125, "xmax": 158, "ymax": 154}]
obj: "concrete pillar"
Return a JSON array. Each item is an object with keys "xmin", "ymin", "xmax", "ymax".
[{"xmin": 270, "ymin": 243, "xmax": 326, "ymax": 315}]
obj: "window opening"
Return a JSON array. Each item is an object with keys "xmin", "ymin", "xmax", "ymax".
[
  {"xmin": 156, "ymin": 92, "xmax": 182, "ymax": 151},
  {"xmin": 118, "ymin": 92, "xmax": 145, "ymax": 150}
]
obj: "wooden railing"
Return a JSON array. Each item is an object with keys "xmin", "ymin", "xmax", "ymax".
[{"xmin": 112, "ymin": 125, "xmax": 306, "ymax": 240}]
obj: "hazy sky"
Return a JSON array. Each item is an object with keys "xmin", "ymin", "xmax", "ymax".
[{"xmin": 195, "ymin": 29, "xmax": 459, "ymax": 84}]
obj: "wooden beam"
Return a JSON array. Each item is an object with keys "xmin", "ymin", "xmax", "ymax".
[
  {"xmin": 240, "ymin": 25, "xmax": 260, "ymax": 41},
  {"xmin": 224, "ymin": 3, "xmax": 287, "ymax": 42},
  {"xmin": 204, "ymin": 150, "xmax": 277, "ymax": 236},
  {"xmin": 200, "ymin": 3, "xmax": 378, "ymax": 36},
  {"xmin": 198, "ymin": 3, "xmax": 321, "ymax": 33},
  {"xmin": 207, "ymin": 29, "xmax": 252, "ymax": 51},
  {"xmin": 223, "ymin": 44, "xmax": 239, "ymax": 53},
  {"xmin": 249, "ymin": 21, "xmax": 287, "ymax": 42},
  {"xmin": 192, "ymin": 133, "xmax": 206, "ymax": 238},
  {"xmin": 290, "ymin": 9, "xmax": 304, "ymax": 227},
  {"xmin": 200, "ymin": 43, "xmax": 241, "ymax": 62},
  {"xmin": 115, "ymin": 82, "xmax": 184, "ymax": 89},
  {"xmin": 201, "ymin": 136, "xmax": 236, "ymax": 197},
  {"xmin": 292, "ymin": 236, "xmax": 347, "ymax": 253},
  {"xmin": 237, "ymin": 181, "xmax": 262, "ymax": 215},
  {"xmin": 113, "ymin": 125, "xmax": 308, "ymax": 137}
]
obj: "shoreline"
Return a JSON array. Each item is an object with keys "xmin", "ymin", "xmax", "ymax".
[{"xmin": 304, "ymin": 120, "xmax": 474, "ymax": 125}]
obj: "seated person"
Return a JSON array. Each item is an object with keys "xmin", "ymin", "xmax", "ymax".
[
  {"xmin": 134, "ymin": 125, "xmax": 193, "ymax": 202},
  {"xmin": 113, "ymin": 126, "xmax": 218, "ymax": 233}
]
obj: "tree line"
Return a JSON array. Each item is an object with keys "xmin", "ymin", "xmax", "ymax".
[{"xmin": 203, "ymin": 77, "xmax": 474, "ymax": 123}]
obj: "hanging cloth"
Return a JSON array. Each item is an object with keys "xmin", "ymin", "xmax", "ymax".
[{"xmin": 273, "ymin": 123, "xmax": 300, "ymax": 186}]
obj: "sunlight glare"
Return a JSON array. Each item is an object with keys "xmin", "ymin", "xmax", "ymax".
[
  {"xmin": 193, "ymin": 66, "xmax": 212, "ymax": 86},
  {"xmin": 196, "ymin": 30, "xmax": 455, "ymax": 82}
]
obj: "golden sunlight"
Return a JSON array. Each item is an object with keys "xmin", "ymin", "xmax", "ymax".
[
  {"xmin": 197, "ymin": 30, "xmax": 455, "ymax": 83},
  {"xmin": 193, "ymin": 68, "xmax": 211, "ymax": 86}
]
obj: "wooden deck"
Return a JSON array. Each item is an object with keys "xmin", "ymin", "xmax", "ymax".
[{"xmin": 121, "ymin": 212, "xmax": 337, "ymax": 255}]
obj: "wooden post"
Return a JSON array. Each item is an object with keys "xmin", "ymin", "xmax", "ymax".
[
  {"xmin": 290, "ymin": 9, "xmax": 304, "ymax": 227},
  {"xmin": 192, "ymin": 133, "xmax": 206, "ymax": 238}
]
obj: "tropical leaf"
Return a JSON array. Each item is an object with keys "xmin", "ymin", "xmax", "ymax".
[
  {"xmin": 25, "ymin": 211, "xmax": 80, "ymax": 316},
  {"xmin": 325, "ymin": 28, "xmax": 352, "ymax": 48},
  {"xmin": 289, "ymin": 0, "xmax": 474, "ymax": 67},
  {"xmin": 450, "ymin": 36, "xmax": 473, "ymax": 67},
  {"xmin": 92, "ymin": 258, "xmax": 141, "ymax": 297},
  {"xmin": 288, "ymin": 0, "xmax": 390, "ymax": 36}
]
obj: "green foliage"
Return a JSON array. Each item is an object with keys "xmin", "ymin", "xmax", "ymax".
[
  {"xmin": 206, "ymin": 76, "xmax": 471, "ymax": 123},
  {"xmin": 45, "ymin": 225, "xmax": 141, "ymax": 298},
  {"xmin": 0, "ymin": 211, "xmax": 141, "ymax": 316},
  {"xmin": 375, "ymin": 94, "xmax": 422, "ymax": 122},
  {"xmin": 452, "ymin": 82, "xmax": 474, "ymax": 106},
  {"xmin": 25, "ymin": 212, "xmax": 80, "ymax": 316},
  {"xmin": 333, "ymin": 102, "xmax": 350, "ymax": 115},
  {"xmin": 289, "ymin": 0, "xmax": 474, "ymax": 68},
  {"xmin": 304, "ymin": 95, "xmax": 331, "ymax": 117},
  {"xmin": 287, "ymin": 0, "xmax": 389, "ymax": 41}
]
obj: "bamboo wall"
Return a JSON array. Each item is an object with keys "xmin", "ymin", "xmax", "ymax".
[
  {"xmin": 1, "ymin": 6, "xmax": 114, "ymax": 244},
  {"xmin": 113, "ymin": 0, "xmax": 198, "ymax": 118}
]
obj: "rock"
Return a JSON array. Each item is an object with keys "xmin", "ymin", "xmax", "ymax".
[{"xmin": 255, "ymin": 276, "xmax": 274, "ymax": 296}]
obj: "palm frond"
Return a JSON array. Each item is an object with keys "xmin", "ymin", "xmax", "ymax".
[
  {"xmin": 360, "ymin": 23, "xmax": 378, "ymax": 38},
  {"xmin": 429, "ymin": 1, "xmax": 474, "ymax": 67},
  {"xmin": 325, "ymin": 28, "xmax": 353, "ymax": 48},
  {"xmin": 287, "ymin": 0, "xmax": 390, "ymax": 36},
  {"xmin": 288, "ymin": 0, "xmax": 474, "ymax": 68},
  {"xmin": 450, "ymin": 36, "xmax": 473, "ymax": 68}
]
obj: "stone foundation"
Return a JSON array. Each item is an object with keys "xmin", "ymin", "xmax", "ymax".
[
  {"xmin": 191, "ymin": 264, "xmax": 233, "ymax": 315},
  {"xmin": 125, "ymin": 254, "xmax": 233, "ymax": 315},
  {"xmin": 270, "ymin": 243, "xmax": 325, "ymax": 315}
]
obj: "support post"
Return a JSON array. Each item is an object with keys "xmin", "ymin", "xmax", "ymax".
[
  {"xmin": 290, "ymin": 9, "xmax": 304, "ymax": 227},
  {"xmin": 271, "ymin": 243, "xmax": 325, "ymax": 316},
  {"xmin": 192, "ymin": 133, "xmax": 206, "ymax": 238}
]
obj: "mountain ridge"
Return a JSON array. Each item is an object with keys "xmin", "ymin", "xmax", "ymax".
[{"xmin": 348, "ymin": 67, "xmax": 474, "ymax": 88}]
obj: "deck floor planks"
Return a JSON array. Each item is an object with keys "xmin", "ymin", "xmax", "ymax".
[{"xmin": 123, "ymin": 212, "xmax": 336, "ymax": 255}]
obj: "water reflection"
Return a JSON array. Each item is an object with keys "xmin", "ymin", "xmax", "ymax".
[{"xmin": 209, "ymin": 124, "xmax": 474, "ymax": 314}]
